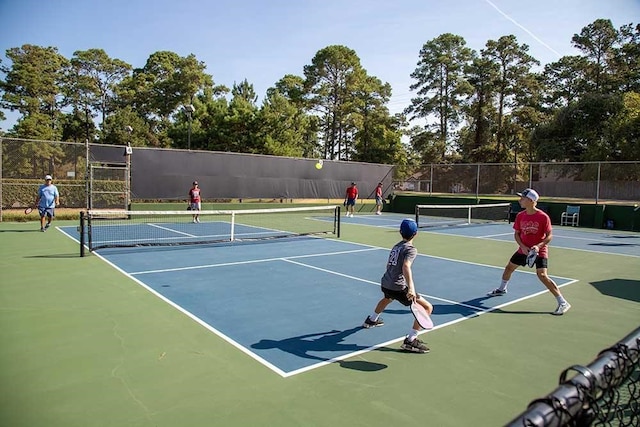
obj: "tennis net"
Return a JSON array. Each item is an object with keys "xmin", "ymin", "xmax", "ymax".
[
  {"xmin": 414, "ymin": 203, "xmax": 509, "ymax": 228},
  {"xmin": 80, "ymin": 205, "xmax": 340, "ymax": 255}
]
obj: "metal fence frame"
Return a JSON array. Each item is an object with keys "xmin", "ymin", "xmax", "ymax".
[{"xmin": 393, "ymin": 161, "xmax": 640, "ymax": 203}]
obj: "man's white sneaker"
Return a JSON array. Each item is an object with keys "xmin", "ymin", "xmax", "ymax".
[{"xmin": 552, "ymin": 302, "xmax": 571, "ymax": 315}]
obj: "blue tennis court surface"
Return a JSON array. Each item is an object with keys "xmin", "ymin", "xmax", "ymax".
[
  {"xmin": 424, "ymin": 223, "xmax": 640, "ymax": 257},
  {"xmin": 343, "ymin": 214, "xmax": 639, "ymax": 257},
  {"xmin": 341, "ymin": 212, "xmax": 412, "ymax": 229},
  {"xmin": 61, "ymin": 223, "xmax": 577, "ymax": 377}
]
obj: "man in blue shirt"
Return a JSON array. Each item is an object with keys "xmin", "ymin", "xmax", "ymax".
[{"xmin": 36, "ymin": 175, "xmax": 60, "ymax": 232}]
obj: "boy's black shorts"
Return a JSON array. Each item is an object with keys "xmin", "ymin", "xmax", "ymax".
[{"xmin": 381, "ymin": 286, "xmax": 412, "ymax": 306}]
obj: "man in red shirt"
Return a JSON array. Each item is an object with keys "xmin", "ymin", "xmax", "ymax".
[
  {"xmin": 487, "ymin": 188, "xmax": 571, "ymax": 315},
  {"xmin": 188, "ymin": 181, "xmax": 201, "ymax": 223},
  {"xmin": 375, "ymin": 182, "xmax": 383, "ymax": 215},
  {"xmin": 344, "ymin": 182, "xmax": 358, "ymax": 217}
]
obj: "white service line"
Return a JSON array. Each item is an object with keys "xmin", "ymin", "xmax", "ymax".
[
  {"xmin": 130, "ymin": 247, "xmax": 379, "ymax": 275},
  {"xmin": 148, "ymin": 222, "xmax": 196, "ymax": 237}
]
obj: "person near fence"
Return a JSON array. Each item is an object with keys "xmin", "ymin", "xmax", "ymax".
[
  {"xmin": 375, "ymin": 182, "xmax": 383, "ymax": 215},
  {"xmin": 487, "ymin": 188, "xmax": 571, "ymax": 315},
  {"xmin": 36, "ymin": 175, "xmax": 59, "ymax": 232},
  {"xmin": 188, "ymin": 181, "xmax": 201, "ymax": 223},
  {"xmin": 363, "ymin": 218, "xmax": 433, "ymax": 353},
  {"xmin": 344, "ymin": 182, "xmax": 358, "ymax": 217}
]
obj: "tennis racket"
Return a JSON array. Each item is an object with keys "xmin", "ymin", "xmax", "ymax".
[
  {"xmin": 410, "ymin": 301, "xmax": 434, "ymax": 330},
  {"xmin": 24, "ymin": 207, "xmax": 34, "ymax": 215},
  {"xmin": 526, "ymin": 248, "xmax": 538, "ymax": 268}
]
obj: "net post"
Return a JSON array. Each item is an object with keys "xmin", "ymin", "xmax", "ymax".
[
  {"xmin": 230, "ymin": 212, "xmax": 235, "ymax": 241},
  {"xmin": 336, "ymin": 206, "xmax": 340, "ymax": 238},
  {"xmin": 87, "ymin": 211, "xmax": 93, "ymax": 251},
  {"xmin": 415, "ymin": 205, "xmax": 420, "ymax": 227},
  {"xmin": 467, "ymin": 206, "xmax": 472, "ymax": 224},
  {"xmin": 80, "ymin": 211, "xmax": 85, "ymax": 257}
]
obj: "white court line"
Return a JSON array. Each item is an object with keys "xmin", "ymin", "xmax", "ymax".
[
  {"xmin": 475, "ymin": 235, "xmax": 640, "ymax": 259},
  {"xmin": 478, "ymin": 232, "xmax": 513, "ymax": 238},
  {"xmin": 129, "ymin": 247, "xmax": 379, "ymax": 275},
  {"xmin": 283, "ymin": 258, "xmax": 491, "ymax": 311},
  {"xmin": 148, "ymin": 222, "xmax": 196, "ymax": 237},
  {"xmin": 473, "ymin": 230, "xmax": 638, "ymax": 244},
  {"xmin": 429, "ymin": 227, "xmax": 640, "ymax": 259},
  {"xmin": 71, "ymin": 229, "xmax": 581, "ymax": 378},
  {"xmin": 281, "ymin": 256, "xmax": 579, "ymax": 377},
  {"xmin": 88, "ymin": 249, "xmax": 291, "ymax": 378},
  {"xmin": 552, "ymin": 233, "xmax": 639, "ymax": 243}
]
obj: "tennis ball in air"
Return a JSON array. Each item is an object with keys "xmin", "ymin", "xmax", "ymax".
[{"xmin": 315, "ymin": 161, "xmax": 323, "ymax": 170}]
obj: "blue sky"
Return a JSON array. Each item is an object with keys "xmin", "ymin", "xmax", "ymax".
[{"xmin": 0, "ymin": 0, "xmax": 638, "ymax": 131}]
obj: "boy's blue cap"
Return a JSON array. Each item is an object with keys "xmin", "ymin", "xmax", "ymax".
[{"xmin": 400, "ymin": 219, "xmax": 418, "ymax": 238}]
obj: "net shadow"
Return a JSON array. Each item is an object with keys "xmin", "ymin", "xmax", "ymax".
[{"xmin": 591, "ymin": 278, "xmax": 640, "ymax": 303}]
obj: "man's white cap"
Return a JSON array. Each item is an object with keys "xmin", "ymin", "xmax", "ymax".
[
  {"xmin": 45, "ymin": 175, "xmax": 53, "ymax": 180},
  {"xmin": 517, "ymin": 188, "xmax": 539, "ymax": 202}
]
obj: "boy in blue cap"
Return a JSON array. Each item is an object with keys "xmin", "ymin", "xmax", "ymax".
[{"xmin": 363, "ymin": 218, "xmax": 433, "ymax": 353}]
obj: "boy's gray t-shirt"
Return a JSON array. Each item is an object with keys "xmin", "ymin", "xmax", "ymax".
[{"xmin": 381, "ymin": 240, "xmax": 417, "ymax": 291}]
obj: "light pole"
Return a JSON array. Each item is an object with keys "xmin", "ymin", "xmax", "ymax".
[{"xmin": 183, "ymin": 104, "xmax": 195, "ymax": 150}]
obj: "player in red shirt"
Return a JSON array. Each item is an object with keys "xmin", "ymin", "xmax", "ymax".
[
  {"xmin": 487, "ymin": 188, "xmax": 571, "ymax": 315},
  {"xmin": 344, "ymin": 182, "xmax": 358, "ymax": 217},
  {"xmin": 375, "ymin": 182, "xmax": 383, "ymax": 215},
  {"xmin": 188, "ymin": 181, "xmax": 201, "ymax": 223}
]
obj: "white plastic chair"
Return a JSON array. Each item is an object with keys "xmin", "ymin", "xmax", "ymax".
[{"xmin": 560, "ymin": 205, "xmax": 580, "ymax": 226}]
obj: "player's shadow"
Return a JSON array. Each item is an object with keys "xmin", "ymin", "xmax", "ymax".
[
  {"xmin": 459, "ymin": 296, "xmax": 494, "ymax": 309},
  {"xmin": 384, "ymin": 303, "xmax": 486, "ymax": 317},
  {"xmin": 461, "ymin": 295, "xmax": 552, "ymax": 314},
  {"xmin": 589, "ymin": 242, "xmax": 639, "ymax": 247},
  {"xmin": 0, "ymin": 229, "xmax": 41, "ymax": 233},
  {"xmin": 489, "ymin": 307, "xmax": 551, "ymax": 315},
  {"xmin": 251, "ymin": 326, "xmax": 387, "ymax": 372}
]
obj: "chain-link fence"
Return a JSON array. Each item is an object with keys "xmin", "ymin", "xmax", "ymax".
[
  {"xmin": 0, "ymin": 138, "xmax": 88, "ymax": 218},
  {"xmin": 1, "ymin": 138, "xmax": 395, "ymax": 220},
  {"xmin": 3, "ymin": 138, "xmax": 638, "ymax": 222},
  {"xmin": 394, "ymin": 162, "xmax": 640, "ymax": 203}
]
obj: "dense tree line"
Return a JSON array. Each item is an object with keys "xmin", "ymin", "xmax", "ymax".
[{"xmin": 0, "ymin": 18, "xmax": 638, "ymax": 175}]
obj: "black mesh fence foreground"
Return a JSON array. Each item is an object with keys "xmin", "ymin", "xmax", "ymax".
[{"xmin": 506, "ymin": 326, "xmax": 640, "ymax": 426}]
